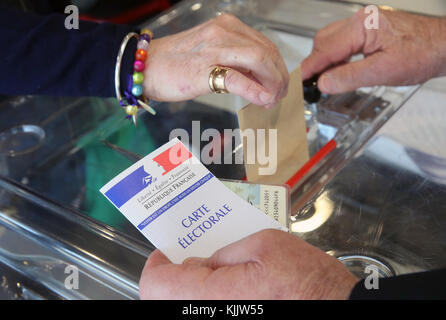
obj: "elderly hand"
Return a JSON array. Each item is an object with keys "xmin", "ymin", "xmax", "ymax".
[
  {"xmin": 139, "ymin": 229, "xmax": 359, "ymax": 300},
  {"xmin": 302, "ymin": 8, "xmax": 446, "ymax": 94},
  {"xmin": 143, "ymin": 14, "xmax": 289, "ymax": 108}
]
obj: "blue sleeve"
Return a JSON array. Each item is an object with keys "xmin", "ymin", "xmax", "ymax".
[{"xmin": 0, "ymin": 7, "xmax": 138, "ymax": 98}]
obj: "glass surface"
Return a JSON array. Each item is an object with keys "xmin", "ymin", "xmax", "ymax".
[
  {"xmin": 1, "ymin": 0, "xmax": 444, "ymax": 299},
  {"xmin": 291, "ymin": 82, "xmax": 446, "ymax": 276}
]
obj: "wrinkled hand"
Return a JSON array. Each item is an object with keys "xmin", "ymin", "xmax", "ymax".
[
  {"xmin": 143, "ymin": 14, "xmax": 289, "ymax": 108},
  {"xmin": 302, "ymin": 8, "xmax": 446, "ymax": 94},
  {"xmin": 139, "ymin": 229, "xmax": 359, "ymax": 300}
]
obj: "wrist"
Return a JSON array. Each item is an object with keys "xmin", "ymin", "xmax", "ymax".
[
  {"xmin": 296, "ymin": 263, "xmax": 360, "ymax": 300},
  {"xmin": 438, "ymin": 18, "xmax": 446, "ymax": 77},
  {"xmin": 325, "ymin": 274, "xmax": 360, "ymax": 300},
  {"xmin": 115, "ymin": 30, "xmax": 157, "ymax": 123},
  {"xmin": 142, "ymin": 38, "xmax": 159, "ymax": 100},
  {"xmin": 430, "ymin": 17, "xmax": 446, "ymax": 78},
  {"xmin": 313, "ymin": 274, "xmax": 359, "ymax": 300}
]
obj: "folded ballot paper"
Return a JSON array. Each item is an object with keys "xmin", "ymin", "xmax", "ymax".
[
  {"xmin": 238, "ymin": 67, "xmax": 309, "ymax": 185},
  {"xmin": 100, "ymin": 138, "xmax": 286, "ymax": 264}
]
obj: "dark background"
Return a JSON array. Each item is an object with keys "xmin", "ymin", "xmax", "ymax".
[{"xmin": 1, "ymin": 0, "xmax": 183, "ymax": 25}]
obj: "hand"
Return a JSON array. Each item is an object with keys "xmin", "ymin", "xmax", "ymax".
[
  {"xmin": 139, "ymin": 229, "xmax": 359, "ymax": 300},
  {"xmin": 301, "ymin": 8, "xmax": 446, "ymax": 94},
  {"xmin": 143, "ymin": 14, "xmax": 289, "ymax": 108}
]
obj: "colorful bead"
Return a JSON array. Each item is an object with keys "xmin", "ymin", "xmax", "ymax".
[
  {"xmin": 131, "ymin": 84, "xmax": 144, "ymax": 97},
  {"xmin": 141, "ymin": 29, "xmax": 153, "ymax": 39},
  {"xmin": 134, "ymin": 60, "xmax": 145, "ymax": 72},
  {"xmin": 121, "ymin": 30, "xmax": 154, "ymax": 123},
  {"xmin": 135, "ymin": 49, "xmax": 147, "ymax": 61},
  {"xmin": 137, "ymin": 39, "xmax": 150, "ymax": 51},
  {"xmin": 125, "ymin": 105, "xmax": 138, "ymax": 116},
  {"xmin": 133, "ymin": 72, "xmax": 144, "ymax": 85},
  {"xmin": 140, "ymin": 33, "xmax": 151, "ymax": 43}
]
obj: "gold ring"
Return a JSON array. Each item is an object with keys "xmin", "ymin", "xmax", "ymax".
[{"xmin": 209, "ymin": 66, "xmax": 230, "ymax": 94}]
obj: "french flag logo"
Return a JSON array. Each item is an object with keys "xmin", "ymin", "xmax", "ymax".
[
  {"xmin": 105, "ymin": 166, "xmax": 153, "ymax": 208},
  {"xmin": 105, "ymin": 141, "xmax": 192, "ymax": 208},
  {"xmin": 152, "ymin": 141, "xmax": 192, "ymax": 175}
]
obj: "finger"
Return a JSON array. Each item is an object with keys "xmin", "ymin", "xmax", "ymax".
[
  {"xmin": 244, "ymin": 69, "xmax": 287, "ymax": 102},
  {"xmin": 220, "ymin": 16, "xmax": 289, "ymax": 84},
  {"xmin": 182, "ymin": 257, "xmax": 208, "ymax": 266},
  {"xmin": 222, "ymin": 68, "xmax": 275, "ymax": 106},
  {"xmin": 301, "ymin": 16, "xmax": 365, "ymax": 81},
  {"xmin": 244, "ymin": 68, "xmax": 287, "ymax": 99},
  {"xmin": 239, "ymin": 70, "xmax": 289, "ymax": 104},
  {"xmin": 194, "ymin": 20, "xmax": 288, "ymax": 101},
  {"xmin": 206, "ymin": 229, "xmax": 285, "ymax": 269},
  {"xmin": 215, "ymin": 14, "xmax": 265, "ymax": 43},
  {"xmin": 216, "ymin": 47, "xmax": 286, "ymax": 103},
  {"xmin": 317, "ymin": 52, "xmax": 392, "ymax": 94},
  {"xmin": 144, "ymin": 249, "xmax": 172, "ymax": 270},
  {"xmin": 139, "ymin": 252, "xmax": 214, "ymax": 299},
  {"xmin": 301, "ymin": 19, "xmax": 347, "ymax": 80},
  {"xmin": 215, "ymin": 14, "xmax": 279, "ymax": 52},
  {"xmin": 205, "ymin": 29, "xmax": 286, "ymax": 96}
]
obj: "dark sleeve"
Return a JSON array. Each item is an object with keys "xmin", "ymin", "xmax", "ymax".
[
  {"xmin": 0, "ymin": 6, "xmax": 138, "ymax": 97},
  {"xmin": 349, "ymin": 268, "xmax": 446, "ymax": 300}
]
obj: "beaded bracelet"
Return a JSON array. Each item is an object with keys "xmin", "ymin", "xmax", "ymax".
[{"xmin": 115, "ymin": 29, "xmax": 156, "ymax": 126}]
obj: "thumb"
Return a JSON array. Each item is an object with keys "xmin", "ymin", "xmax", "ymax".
[
  {"xmin": 143, "ymin": 249, "xmax": 172, "ymax": 270},
  {"xmin": 206, "ymin": 229, "xmax": 282, "ymax": 269},
  {"xmin": 182, "ymin": 257, "xmax": 208, "ymax": 266},
  {"xmin": 318, "ymin": 52, "xmax": 390, "ymax": 94}
]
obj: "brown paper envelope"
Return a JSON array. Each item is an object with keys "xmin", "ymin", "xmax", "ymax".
[{"xmin": 237, "ymin": 67, "xmax": 309, "ymax": 185}]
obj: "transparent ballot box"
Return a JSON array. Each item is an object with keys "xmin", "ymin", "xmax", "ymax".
[{"xmin": 1, "ymin": 0, "xmax": 445, "ymax": 299}]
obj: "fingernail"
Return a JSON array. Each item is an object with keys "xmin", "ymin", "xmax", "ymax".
[
  {"xmin": 265, "ymin": 103, "xmax": 275, "ymax": 109},
  {"xmin": 183, "ymin": 257, "xmax": 207, "ymax": 266},
  {"xmin": 319, "ymin": 74, "xmax": 336, "ymax": 93},
  {"xmin": 259, "ymin": 91, "xmax": 273, "ymax": 104}
]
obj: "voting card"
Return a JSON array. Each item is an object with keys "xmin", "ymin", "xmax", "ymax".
[{"xmin": 100, "ymin": 138, "xmax": 286, "ymax": 264}]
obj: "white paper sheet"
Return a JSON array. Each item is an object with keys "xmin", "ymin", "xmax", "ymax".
[{"xmin": 100, "ymin": 138, "xmax": 286, "ymax": 264}]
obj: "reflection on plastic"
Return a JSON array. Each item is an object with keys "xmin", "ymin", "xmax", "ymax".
[{"xmin": 291, "ymin": 194, "xmax": 333, "ymax": 233}]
